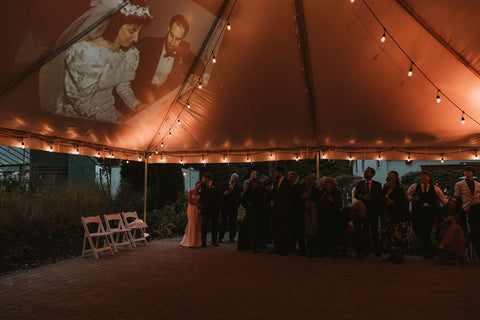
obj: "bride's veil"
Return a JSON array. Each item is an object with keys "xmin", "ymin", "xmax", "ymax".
[{"xmin": 39, "ymin": 0, "xmax": 127, "ymax": 112}]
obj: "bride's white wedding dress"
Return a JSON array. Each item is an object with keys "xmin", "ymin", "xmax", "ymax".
[{"xmin": 180, "ymin": 193, "xmax": 202, "ymax": 247}]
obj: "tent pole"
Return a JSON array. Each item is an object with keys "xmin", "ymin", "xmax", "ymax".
[
  {"xmin": 316, "ymin": 151, "xmax": 320, "ymax": 182},
  {"xmin": 143, "ymin": 156, "xmax": 148, "ymax": 222}
]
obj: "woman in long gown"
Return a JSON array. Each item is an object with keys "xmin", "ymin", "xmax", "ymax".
[
  {"xmin": 180, "ymin": 181, "xmax": 203, "ymax": 248},
  {"xmin": 55, "ymin": 0, "xmax": 152, "ymax": 122}
]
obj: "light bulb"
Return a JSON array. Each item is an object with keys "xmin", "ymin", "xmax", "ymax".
[
  {"xmin": 408, "ymin": 64, "xmax": 413, "ymax": 77},
  {"xmin": 461, "ymin": 112, "xmax": 465, "ymax": 125},
  {"xmin": 180, "ymin": 158, "xmax": 184, "ymax": 164},
  {"xmin": 161, "ymin": 142, "xmax": 164, "ymax": 147},
  {"xmin": 212, "ymin": 55, "xmax": 216, "ymax": 64},
  {"xmin": 126, "ymin": 159, "xmax": 130, "ymax": 164},
  {"xmin": 187, "ymin": 102, "xmax": 191, "ymax": 109},
  {"xmin": 177, "ymin": 119, "xmax": 181, "ymax": 125},
  {"xmin": 322, "ymin": 153, "xmax": 326, "ymax": 159},
  {"xmin": 381, "ymin": 31, "xmax": 386, "ymax": 43},
  {"xmin": 295, "ymin": 155, "xmax": 299, "ymax": 161},
  {"xmin": 155, "ymin": 149, "xmax": 159, "ymax": 155},
  {"xmin": 407, "ymin": 153, "xmax": 411, "ymax": 162},
  {"xmin": 270, "ymin": 152, "xmax": 273, "ymax": 159},
  {"xmin": 20, "ymin": 140, "xmax": 25, "ymax": 149},
  {"xmin": 440, "ymin": 156, "xmax": 444, "ymax": 164},
  {"xmin": 436, "ymin": 90, "xmax": 441, "ymax": 103},
  {"xmin": 378, "ymin": 154, "xmax": 382, "ymax": 161},
  {"xmin": 474, "ymin": 151, "xmax": 478, "ymax": 159},
  {"xmin": 198, "ymin": 82, "xmax": 202, "ymax": 89},
  {"xmin": 227, "ymin": 22, "xmax": 231, "ymax": 31},
  {"xmin": 169, "ymin": 132, "xmax": 172, "ymax": 137},
  {"xmin": 138, "ymin": 156, "xmax": 142, "ymax": 161},
  {"xmin": 350, "ymin": 0, "xmax": 355, "ymax": 3},
  {"xmin": 223, "ymin": 155, "xmax": 227, "ymax": 162}
]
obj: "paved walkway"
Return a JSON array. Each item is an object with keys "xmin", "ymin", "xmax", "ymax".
[{"xmin": 1, "ymin": 238, "xmax": 479, "ymax": 320}]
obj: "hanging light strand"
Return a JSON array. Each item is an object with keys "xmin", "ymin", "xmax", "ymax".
[{"xmin": 360, "ymin": 0, "xmax": 480, "ymax": 127}]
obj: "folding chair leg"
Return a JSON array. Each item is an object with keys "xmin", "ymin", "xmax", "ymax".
[
  {"xmin": 88, "ymin": 237, "xmax": 99, "ymax": 260},
  {"xmin": 82, "ymin": 236, "xmax": 87, "ymax": 258}
]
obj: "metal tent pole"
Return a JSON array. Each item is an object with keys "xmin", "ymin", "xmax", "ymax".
[{"xmin": 143, "ymin": 156, "xmax": 148, "ymax": 222}]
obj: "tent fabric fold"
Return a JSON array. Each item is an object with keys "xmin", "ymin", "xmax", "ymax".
[{"xmin": 0, "ymin": 0, "xmax": 479, "ymax": 163}]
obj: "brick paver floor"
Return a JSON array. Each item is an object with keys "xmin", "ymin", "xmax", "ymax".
[{"xmin": 1, "ymin": 238, "xmax": 479, "ymax": 320}]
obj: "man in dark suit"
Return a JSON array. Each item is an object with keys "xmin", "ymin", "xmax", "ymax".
[
  {"xmin": 219, "ymin": 173, "xmax": 242, "ymax": 243},
  {"xmin": 199, "ymin": 172, "xmax": 223, "ymax": 247},
  {"xmin": 132, "ymin": 14, "xmax": 201, "ymax": 104},
  {"xmin": 270, "ymin": 167, "xmax": 293, "ymax": 255},
  {"xmin": 354, "ymin": 167, "xmax": 383, "ymax": 256}
]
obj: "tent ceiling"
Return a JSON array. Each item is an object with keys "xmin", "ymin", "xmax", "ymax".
[{"xmin": 0, "ymin": 0, "xmax": 479, "ymax": 163}]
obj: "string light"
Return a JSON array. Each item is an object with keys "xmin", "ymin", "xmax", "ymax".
[
  {"xmin": 48, "ymin": 142, "xmax": 53, "ymax": 152},
  {"xmin": 246, "ymin": 154, "xmax": 250, "ymax": 162},
  {"xmin": 350, "ymin": 0, "xmax": 355, "ymax": 3},
  {"xmin": 20, "ymin": 139, "xmax": 25, "ymax": 149},
  {"xmin": 138, "ymin": 155, "xmax": 142, "ymax": 161},
  {"xmin": 295, "ymin": 154, "xmax": 299, "ymax": 161},
  {"xmin": 155, "ymin": 148, "xmax": 159, "ymax": 155},
  {"xmin": 408, "ymin": 62, "xmax": 413, "ymax": 77},
  {"xmin": 198, "ymin": 81, "xmax": 202, "ymax": 89},
  {"xmin": 187, "ymin": 101, "xmax": 191, "ymax": 109},
  {"xmin": 126, "ymin": 158, "xmax": 129, "ymax": 164},
  {"xmin": 270, "ymin": 151, "xmax": 273, "ymax": 159},
  {"xmin": 407, "ymin": 153, "xmax": 411, "ymax": 162},
  {"xmin": 180, "ymin": 157, "xmax": 184, "ymax": 165},
  {"xmin": 381, "ymin": 29, "xmax": 386, "ymax": 43},
  {"xmin": 223, "ymin": 155, "xmax": 227, "ymax": 162},
  {"xmin": 378, "ymin": 152, "xmax": 382, "ymax": 161},
  {"xmin": 201, "ymin": 155, "xmax": 206, "ymax": 163},
  {"xmin": 212, "ymin": 52, "xmax": 216, "ymax": 64},
  {"xmin": 177, "ymin": 119, "xmax": 181, "ymax": 125},
  {"xmin": 474, "ymin": 150, "xmax": 478, "ymax": 159},
  {"xmin": 348, "ymin": 153, "xmax": 353, "ymax": 161},
  {"xmin": 436, "ymin": 89, "xmax": 441, "ymax": 103},
  {"xmin": 440, "ymin": 154, "xmax": 444, "ymax": 163},
  {"xmin": 461, "ymin": 111, "xmax": 465, "ymax": 125},
  {"xmin": 161, "ymin": 142, "xmax": 164, "ymax": 148},
  {"xmin": 226, "ymin": 21, "xmax": 231, "ymax": 31},
  {"xmin": 322, "ymin": 152, "xmax": 326, "ymax": 159},
  {"xmin": 97, "ymin": 151, "xmax": 101, "ymax": 157},
  {"xmin": 169, "ymin": 132, "xmax": 172, "ymax": 137}
]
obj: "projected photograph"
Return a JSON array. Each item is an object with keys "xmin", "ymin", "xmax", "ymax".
[{"xmin": 38, "ymin": 0, "xmax": 225, "ymax": 125}]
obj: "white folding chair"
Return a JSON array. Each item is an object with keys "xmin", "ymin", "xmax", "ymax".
[
  {"xmin": 81, "ymin": 215, "xmax": 114, "ymax": 259},
  {"xmin": 122, "ymin": 211, "xmax": 149, "ymax": 245},
  {"xmin": 104, "ymin": 213, "xmax": 135, "ymax": 252}
]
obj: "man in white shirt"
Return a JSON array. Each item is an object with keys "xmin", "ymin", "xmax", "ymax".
[{"xmin": 454, "ymin": 166, "xmax": 480, "ymax": 256}]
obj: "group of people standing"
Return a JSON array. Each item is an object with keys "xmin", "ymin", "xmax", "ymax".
[{"xmin": 180, "ymin": 166, "xmax": 479, "ymax": 266}]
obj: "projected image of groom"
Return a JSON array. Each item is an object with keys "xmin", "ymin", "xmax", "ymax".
[{"xmin": 132, "ymin": 14, "xmax": 201, "ymax": 104}]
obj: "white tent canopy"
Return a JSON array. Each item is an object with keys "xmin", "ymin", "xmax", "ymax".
[{"xmin": 1, "ymin": 0, "xmax": 480, "ymax": 163}]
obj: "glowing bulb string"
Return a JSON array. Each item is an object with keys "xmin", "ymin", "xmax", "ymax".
[
  {"xmin": 155, "ymin": 0, "xmax": 238, "ymax": 150},
  {"xmin": 360, "ymin": 0, "xmax": 480, "ymax": 127}
]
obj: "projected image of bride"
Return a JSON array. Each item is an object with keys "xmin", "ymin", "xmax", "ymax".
[{"xmin": 39, "ymin": 0, "xmax": 224, "ymax": 125}]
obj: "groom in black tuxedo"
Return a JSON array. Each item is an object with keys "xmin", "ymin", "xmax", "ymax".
[
  {"xmin": 354, "ymin": 167, "xmax": 383, "ymax": 256},
  {"xmin": 132, "ymin": 14, "xmax": 201, "ymax": 104},
  {"xmin": 199, "ymin": 172, "xmax": 223, "ymax": 247}
]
